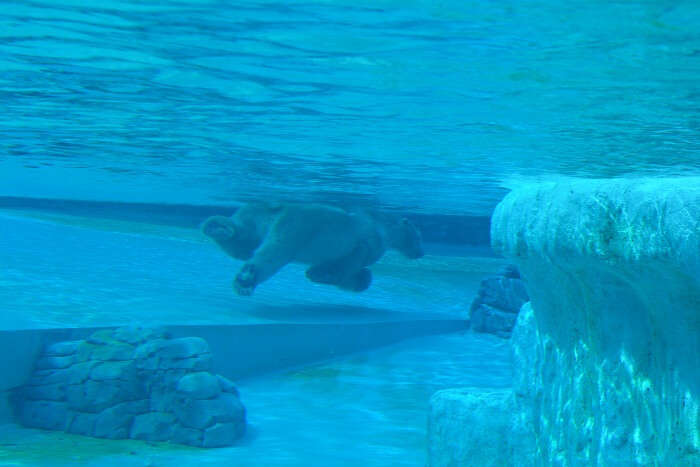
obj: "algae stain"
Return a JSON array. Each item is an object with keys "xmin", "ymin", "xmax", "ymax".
[
  {"xmin": 0, "ymin": 429, "xmax": 197, "ymax": 465},
  {"xmin": 286, "ymin": 367, "xmax": 342, "ymax": 380}
]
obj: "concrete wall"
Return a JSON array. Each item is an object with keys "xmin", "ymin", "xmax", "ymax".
[
  {"xmin": 0, "ymin": 196, "xmax": 493, "ymax": 247},
  {"xmin": 0, "ymin": 330, "xmax": 46, "ymax": 421}
]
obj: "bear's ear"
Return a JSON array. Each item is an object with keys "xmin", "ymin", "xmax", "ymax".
[{"xmin": 397, "ymin": 217, "xmax": 424, "ymax": 259}]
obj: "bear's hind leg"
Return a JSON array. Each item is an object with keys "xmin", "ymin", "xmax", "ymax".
[
  {"xmin": 306, "ymin": 263, "xmax": 372, "ymax": 292},
  {"xmin": 306, "ymin": 241, "xmax": 373, "ymax": 292},
  {"xmin": 305, "ymin": 260, "xmax": 346, "ymax": 285},
  {"xmin": 336, "ymin": 268, "xmax": 372, "ymax": 292}
]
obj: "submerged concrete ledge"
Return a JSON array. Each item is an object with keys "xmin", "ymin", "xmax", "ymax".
[
  {"xmin": 1, "ymin": 319, "xmax": 466, "ymax": 425},
  {"xmin": 492, "ymin": 178, "xmax": 699, "ymax": 465}
]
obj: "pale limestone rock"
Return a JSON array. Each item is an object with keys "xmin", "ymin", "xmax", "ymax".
[
  {"xmin": 428, "ymin": 387, "xmax": 513, "ymax": 467},
  {"xmin": 491, "ymin": 178, "xmax": 700, "ymax": 466}
]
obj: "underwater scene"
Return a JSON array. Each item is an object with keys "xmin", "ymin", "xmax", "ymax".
[{"xmin": 1, "ymin": 0, "xmax": 699, "ymax": 466}]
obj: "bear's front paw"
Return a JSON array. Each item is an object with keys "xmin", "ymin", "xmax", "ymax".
[{"xmin": 234, "ymin": 264, "xmax": 257, "ymax": 296}]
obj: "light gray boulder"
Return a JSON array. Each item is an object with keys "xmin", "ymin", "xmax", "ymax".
[{"xmin": 428, "ymin": 387, "xmax": 513, "ymax": 467}]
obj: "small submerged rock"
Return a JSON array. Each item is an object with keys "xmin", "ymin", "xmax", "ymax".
[{"xmin": 469, "ymin": 264, "xmax": 529, "ymax": 338}]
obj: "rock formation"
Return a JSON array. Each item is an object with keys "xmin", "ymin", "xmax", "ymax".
[{"xmin": 14, "ymin": 327, "xmax": 246, "ymax": 448}]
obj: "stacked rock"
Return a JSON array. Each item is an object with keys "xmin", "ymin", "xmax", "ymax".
[
  {"xmin": 469, "ymin": 264, "xmax": 529, "ymax": 338},
  {"xmin": 14, "ymin": 327, "xmax": 246, "ymax": 448}
]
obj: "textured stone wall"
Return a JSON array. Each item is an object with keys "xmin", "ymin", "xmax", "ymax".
[
  {"xmin": 14, "ymin": 327, "xmax": 246, "ymax": 448},
  {"xmin": 492, "ymin": 178, "xmax": 700, "ymax": 465}
]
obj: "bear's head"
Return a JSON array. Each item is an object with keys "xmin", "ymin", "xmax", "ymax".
[
  {"xmin": 392, "ymin": 218, "xmax": 424, "ymax": 259},
  {"xmin": 201, "ymin": 215, "xmax": 260, "ymax": 261}
]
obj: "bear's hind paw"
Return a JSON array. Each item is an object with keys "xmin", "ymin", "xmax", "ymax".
[{"xmin": 202, "ymin": 216, "xmax": 236, "ymax": 240}]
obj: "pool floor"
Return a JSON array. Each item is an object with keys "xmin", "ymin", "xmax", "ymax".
[{"xmin": 0, "ymin": 331, "xmax": 511, "ymax": 467}]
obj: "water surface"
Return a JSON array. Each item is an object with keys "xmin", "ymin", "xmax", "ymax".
[{"xmin": 2, "ymin": 0, "xmax": 698, "ymax": 214}]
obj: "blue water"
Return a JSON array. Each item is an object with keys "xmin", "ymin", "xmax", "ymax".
[
  {"xmin": 0, "ymin": 211, "xmax": 484, "ymax": 329},
  {"xmin": 2, "ymin": 1, "xmax": 699, "ymax": 215},
  {"xmin": 1, "ymin": 1, "xmax": 699, "ymax": 465}
]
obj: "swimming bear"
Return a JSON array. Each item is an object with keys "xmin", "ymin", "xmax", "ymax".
[{"xmin": 201, "ymin": 202, "xmax": 424, "ymax": 295}]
